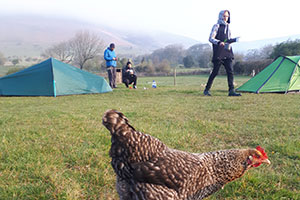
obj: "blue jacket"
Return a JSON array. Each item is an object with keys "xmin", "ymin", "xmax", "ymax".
[{"xmin": 104, "ymin": 47, "xmax": 117, "ymax": 67}]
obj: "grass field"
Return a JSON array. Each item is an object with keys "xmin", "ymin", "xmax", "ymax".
[{"xmin": 0, "ymin": 75, "xmax": 299, "ymax": 199}]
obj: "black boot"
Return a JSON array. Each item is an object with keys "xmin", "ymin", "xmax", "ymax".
[
  {"xmin": 203, "ymin": 90, "xmax": 212, "ymax": 96},
  {"xmin": 228, "ymin": 89, "xmax": 241, "ymax": 96}
]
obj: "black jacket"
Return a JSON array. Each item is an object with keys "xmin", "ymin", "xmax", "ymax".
[
  {"xmin": 212, "ymin": 24, "xmax": 235, "ymax": 61},
  {"xmin": 122, "ymin": 66, "xmax": 136, "ymax": 82}
]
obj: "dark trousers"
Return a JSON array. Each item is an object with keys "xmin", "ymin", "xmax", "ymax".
[
  {"xmin": 107, "ymin": 67, "xmax": 116, "ymax": 88},
  {"xmin": 205, "ymin": 59, "xmax": 234, "ymax": 91},
  {"xmin": 123, "ymin": 75, "xmax": 137, "ymax": 87}
]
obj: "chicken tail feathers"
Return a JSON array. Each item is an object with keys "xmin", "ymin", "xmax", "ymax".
[{"xmin": 102, "ymin": 109, "xmax": 135, "ymax": 134}]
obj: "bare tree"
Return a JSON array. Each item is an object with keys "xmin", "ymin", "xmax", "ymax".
[
  {"xmin": 70, "ymin": 30, "xmax": 104, "ymax": 69},
  {"xmin": 42, "ymin": 41, "xmax": 73, "ymax": 63}
]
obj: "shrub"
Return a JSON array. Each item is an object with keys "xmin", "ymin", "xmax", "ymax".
[
  {"xmin": 233, "ymin": 59, "xmax": 273, "ymax": 75},
  {"xmin": 6, "ymin": 67, "xmax": 25, "ymax": 75},
  {"xmin": 155, "ymin": 59, "xmax": 171, "ymax": 74}
]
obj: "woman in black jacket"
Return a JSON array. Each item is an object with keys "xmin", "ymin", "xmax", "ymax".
[{"xmin": 204, "ymin": 10, "xmax": 241, "ymax": 96}]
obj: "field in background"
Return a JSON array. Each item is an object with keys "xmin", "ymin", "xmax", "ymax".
[
  {"xmin": 0, "ymin": 75, "xmax": 299, "ymax": 199},
  {"xmin": 0, "ymin": 60, "xmax": 42, "ymax": 77}
]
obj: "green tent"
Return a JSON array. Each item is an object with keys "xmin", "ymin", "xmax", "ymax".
[
  {"xmin": 237, "ymin": 55, "xmax": 300, "ymax": 93},
  {"xmin": 0, "ymin": 58, "xmax": 112, "ymax": 96}
]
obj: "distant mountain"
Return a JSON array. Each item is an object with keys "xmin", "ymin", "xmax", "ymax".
[
  {"xmin": 234, "ymin": 34, "xmax": 300, "ymax": 53},
  {"xmin": 1, "ymin": 14, "xmax": 299, "ymax": 58},
  {"xmin": 0, "ymin": 14, "xmax": 199, "ymax": 57}
]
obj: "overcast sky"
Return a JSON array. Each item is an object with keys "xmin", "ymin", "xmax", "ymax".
[{"xmin": 1, "ymin": 0, "xmax": 299, "ymax": 42}]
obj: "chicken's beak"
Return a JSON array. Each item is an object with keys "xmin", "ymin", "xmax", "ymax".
[{"xmin": 262, "ymin": 159, "xmax": 271, "ymax": 165}]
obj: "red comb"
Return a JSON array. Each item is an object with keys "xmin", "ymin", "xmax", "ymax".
[{"xmin": 256, "ymin": 146, "xmax": 268, "ymax": 159}]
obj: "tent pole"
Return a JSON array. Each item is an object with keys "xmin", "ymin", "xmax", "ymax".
[
  {"xmin": 256, "ymin": 56, "xmax": 285, "ymax": 93},
  {"xmin": 53, "ymin": 80, "xmax": 57, "ymax": 97},
  {"xmin": 285, "ymin": 60, "xmax": 299, "ymax": 94}
]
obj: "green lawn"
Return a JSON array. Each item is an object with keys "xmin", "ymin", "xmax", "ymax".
[{"xmin": 0, "ymin": 75, "xmax": 299, "ymax": 199}]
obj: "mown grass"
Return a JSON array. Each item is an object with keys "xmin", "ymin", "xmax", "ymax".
[{"xmin": 0, "ymin": 75, "xmax": 299, "ymax": 199}]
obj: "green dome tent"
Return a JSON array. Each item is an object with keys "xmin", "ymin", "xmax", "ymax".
[
  {"xmin": 237, "ymin": 55, "xmax": 300, "ymax": 93},
  {"xmin": 0, "ymin": 58, "xmax": 112, "ymax": 96}
]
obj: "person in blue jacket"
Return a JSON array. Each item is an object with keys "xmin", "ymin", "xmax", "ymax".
[{"xmin": 104, "ymin": 43, "xmax": 118, "ymax": 88}]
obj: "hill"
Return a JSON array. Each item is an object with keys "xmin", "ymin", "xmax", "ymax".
[
  {"xmin": 0, "ymin": 14, "xmax": 198, "ymax": 57},
  {"xmin": 234, "ymin": 34, "xmax": 300, "ymax": 53},
  {"xmin": 1, "ymin": 14, "xmax": 300, "ymax": 58}
]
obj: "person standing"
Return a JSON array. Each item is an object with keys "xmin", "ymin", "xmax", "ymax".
[
  {"xmin": 104, "ymin": 43, "xmax": 117, "ymax": 88},
  {"xmin": 204, "ymin": 10, "xmax": 241, "ymax": 96}
]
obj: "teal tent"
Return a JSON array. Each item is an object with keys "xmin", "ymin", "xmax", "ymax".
[
  {"xmin": 0, "ymin": 58, "xmax": 112, "ymax": 96},
  {"xmin": 237, "ymin": 55, "xmax": 300, "ymax": 93}
]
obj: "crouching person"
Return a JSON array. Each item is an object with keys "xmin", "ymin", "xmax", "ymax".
[{"xmin": 122, "ymin": 62, "xmax": 137, "ymax": 89}]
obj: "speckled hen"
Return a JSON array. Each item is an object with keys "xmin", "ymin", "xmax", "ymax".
[{"xmin": 102, "ymin": 109, "xmax": 270, "ymax": 200}]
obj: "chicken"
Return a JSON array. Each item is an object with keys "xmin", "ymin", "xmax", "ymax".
[{"xmin": 102, "ymin": 109, "xmax": 271, "ymax": 200}]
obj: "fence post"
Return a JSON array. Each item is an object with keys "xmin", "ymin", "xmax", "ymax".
[{"xmin": 174, "ymin": 67, "xmax": 176, "ymax": 86}]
